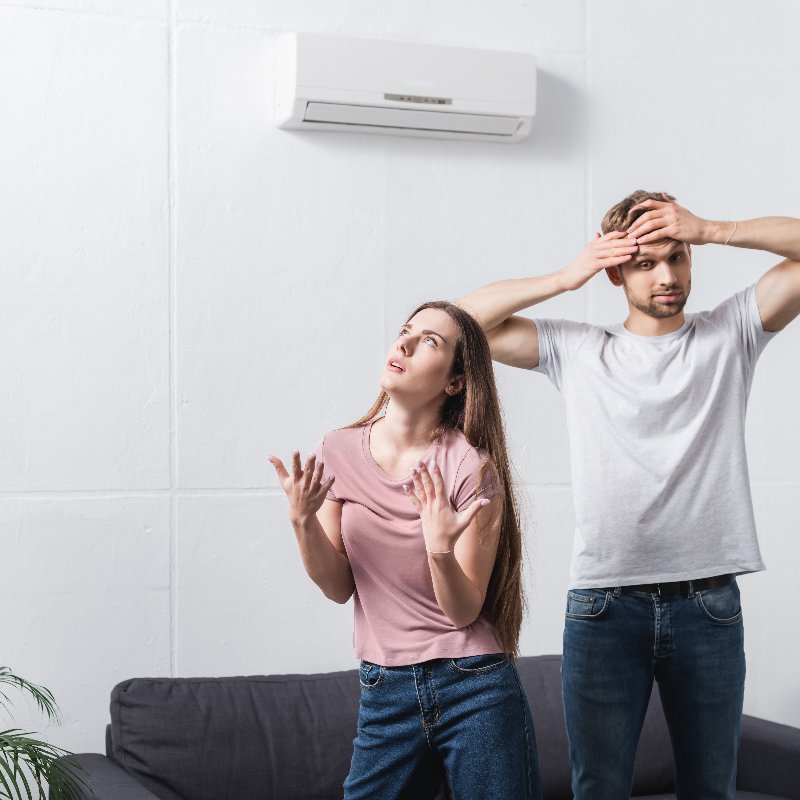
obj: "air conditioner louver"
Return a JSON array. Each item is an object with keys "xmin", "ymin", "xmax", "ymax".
[{"xmin": 302, "ymin": 102, "xmax": 523, "ymax": 138}]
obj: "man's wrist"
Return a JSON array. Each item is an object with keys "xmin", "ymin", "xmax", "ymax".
[
  {"xmin": 551, "ymin": 269, "xmax": 567, "ymax": 293},
  {"xmin": 705, "ymin": 219, "xmax": 734, "ymax": 245},
  {"xmin": 552, "ymin": 268, "xmax": 575, "ymax": 294}
]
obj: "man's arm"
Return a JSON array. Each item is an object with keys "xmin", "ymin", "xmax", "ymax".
[
  {"xmin": 458, "ymin": 232, "xmax": 638, "ymax": 369},
  {"xmin": 626, "ymin": 201, "xmax": 800, "ymax": 332},
  {"xmin": 755, "ymin": 258, "xmax": 800, "ymax": 332}
]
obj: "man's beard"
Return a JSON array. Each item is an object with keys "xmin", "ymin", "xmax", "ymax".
[{"xmin": 622, "ymin": 279, "xmax": 691, "ymax": 319}]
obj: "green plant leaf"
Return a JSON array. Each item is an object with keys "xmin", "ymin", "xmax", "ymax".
[
  {"xmin": 0, "ymin": 730, "xmax": 86, "ymax": 800},
  {"xmin": 0, "ymin": 671, "xmax": 83, "ymax": 800},
  {"xmin": 0, "ymin": 671, "xmax": 60, "ymax": 725}
]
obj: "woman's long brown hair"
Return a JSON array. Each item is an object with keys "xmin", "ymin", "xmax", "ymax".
[{"xmin": 349, "ymin": 301, "xmax": 524, "ymax": 654}]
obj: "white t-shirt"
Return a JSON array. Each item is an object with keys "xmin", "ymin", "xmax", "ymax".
[{"xmin": 533, "ymin": 285, "xmax": 777, "ymax": 589}]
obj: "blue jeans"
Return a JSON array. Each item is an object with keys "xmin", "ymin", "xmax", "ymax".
[
  {"xmin": 562, "ymin": 580, "xmax": 746, "ymax": 800},
  {"xmin": 343, "ymin": 654, "xmax": 542, "ymax": 800}
]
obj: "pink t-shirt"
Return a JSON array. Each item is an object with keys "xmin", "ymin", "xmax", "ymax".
[{"xmin": 315, "ymin": 420, "xmax": 503, "ymax": 667}]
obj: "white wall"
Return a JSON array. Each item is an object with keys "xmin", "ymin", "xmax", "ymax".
[{"xmin": 2, "ymin": 0, "xmax": 799, "ymax": 755}]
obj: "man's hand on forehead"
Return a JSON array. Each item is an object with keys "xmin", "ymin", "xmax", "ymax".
[{"xmin": 626, "ymin": 198, "xmax": 711, "ymax": 246}]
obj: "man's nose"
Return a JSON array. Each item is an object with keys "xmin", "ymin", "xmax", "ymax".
[{"xmin": 656, "ymin": 262, "xmax": 677, "ymax": 285}]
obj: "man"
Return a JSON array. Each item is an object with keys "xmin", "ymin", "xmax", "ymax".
[{"xmin": 459, "ymin": 191, "xmax": 800, "ymax": 800}]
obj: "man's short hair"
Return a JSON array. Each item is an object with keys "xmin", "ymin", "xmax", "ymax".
[{"xmin": 601, "ymin": 190, "xmax": 676, "ymax": 234}]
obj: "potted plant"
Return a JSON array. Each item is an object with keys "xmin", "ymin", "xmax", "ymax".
[{"xmin": 0, "ymin": 667, "xmax": 84, "ymax": 799}]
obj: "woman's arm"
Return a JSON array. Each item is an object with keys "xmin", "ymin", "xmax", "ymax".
[
  {"xmin": 427, "ymin": 504, "xmax": 500, "ymax": 629},
  {"xmin": 268, "ymin": 452, "xmax": 355, "ymax": 604},
  {"xmin": 405, "ymin": 462, "xmax": 500, "ymax": 629}
]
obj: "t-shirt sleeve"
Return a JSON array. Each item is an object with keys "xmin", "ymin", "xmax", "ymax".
[
  {"xmin": 532, "ymin": 317, "xmax": 593, "ymax": 392},
  {"xmin": 313, "ymin": 434, "xmax": 342, "ymax": 502},
  {"xmin": 451, "ymin": 448, "xmax": 498, "ymax": 512},
  {"xmin": 707, "ymin": 285, "xmax": 778, "ymax": 377}
]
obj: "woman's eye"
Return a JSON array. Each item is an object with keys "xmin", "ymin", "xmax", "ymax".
[
  {"xmin": 398, "ymin": 328, "xmax": 409, "ymax": 337},
  {"xmin": 424, "ymin": 336, "xmax": 437, "ymax": 347}
]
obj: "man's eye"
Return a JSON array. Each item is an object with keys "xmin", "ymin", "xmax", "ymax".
[{"xmin": 671, "ymin": 253, "xmax": 683, "ymax": 262}]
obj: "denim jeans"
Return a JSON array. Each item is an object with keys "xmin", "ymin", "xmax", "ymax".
[
  {"xmin": 343, "ymin": 654, "xmax": 542, "ymax": 800},
  {"xmin": 562, "ymin": 579, "xmax": 746, "ymax": 800}
]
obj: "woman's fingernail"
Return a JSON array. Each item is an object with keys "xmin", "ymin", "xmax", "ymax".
[
  {"xmin": 429, "ymin": 460, "xmax": 436, "ymax": 470},
  {"xmin": 402, "ymin": 484, "xmax": 409, "ymax": 492}
]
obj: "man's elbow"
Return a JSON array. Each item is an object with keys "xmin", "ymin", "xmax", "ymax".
[{"xmin": 455, "ymin": 297, "xmax": 490, "ymax": 331}]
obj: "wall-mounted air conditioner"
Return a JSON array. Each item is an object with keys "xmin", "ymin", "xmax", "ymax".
[{"xmin": 275, "ymin": 33, "xmax": 537, "ymax": 143}]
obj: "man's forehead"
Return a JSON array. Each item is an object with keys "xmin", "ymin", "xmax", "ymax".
[{"xmin": 634, "ymin": 238, "xmax": 686, "ymax": 259}]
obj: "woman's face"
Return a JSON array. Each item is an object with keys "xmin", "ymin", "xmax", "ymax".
[{"xmin": 380, "ymin": 307, "xmax": 463, "ymax": 406}]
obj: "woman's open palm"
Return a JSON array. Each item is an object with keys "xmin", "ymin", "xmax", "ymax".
[
  {"xmin": 268, "ymin": 452, "xmax": 334, "ymax": 520},
  {"xmin": 403, "ymin": 461, "xmax": 490, "ymax": 553}
]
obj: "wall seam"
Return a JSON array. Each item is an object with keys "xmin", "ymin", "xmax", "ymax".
[
  {"xmin": 0, "ymin": 3, "xmax": 164, "ymax": 23},
  {"xmin": 582, "ymin": 0, "xmax": 592, "ymax": 325},
  {"xmin": 167, "ymin": 0, "xmax": 178, "ymax": 678}
]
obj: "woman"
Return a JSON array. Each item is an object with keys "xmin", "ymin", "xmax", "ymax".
[{"xmin": 268, "ymin": 301, "xmax": 540, "ymax": 800}]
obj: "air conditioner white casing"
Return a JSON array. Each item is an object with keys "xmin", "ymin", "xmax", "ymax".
[{"xmin": 275, "ymin": 33, "xmax": 536, "ymax": 143}]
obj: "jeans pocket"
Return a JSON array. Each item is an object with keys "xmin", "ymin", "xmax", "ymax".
[
  {"xmin": 449, "ymin": 653, "xmax": 511, "ymax": 675},
  {"xmin": 358, "ymin": 660, "xmax": 385, "ymax": 690},
  {"xmin": 696, "ymin": 580, "xmax": 742, "ymax": 625},
  {"xmin": 565, "ymin": 589, "xmax": 611, "ymax": 620}
]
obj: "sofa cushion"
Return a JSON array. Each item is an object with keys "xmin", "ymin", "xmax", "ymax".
[
  {"xmin": 110, "ymin": 671, "xmax": 362, "ymax": 800},
  {"xmin": 635, "ymin": 794, "xmax": 794, "ymax": 800}
]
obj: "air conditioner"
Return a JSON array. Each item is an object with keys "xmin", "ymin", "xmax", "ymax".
[{"xmin": 275, "ymin": 33, "xmax": 536, "ymax": 143}]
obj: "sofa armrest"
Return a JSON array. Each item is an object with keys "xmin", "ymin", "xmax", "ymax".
[
  {"xmin": 737, "ymin": 713, "xmax": 800, "ymax": 799},
  {"xmin": 48, "ymin": 754, "xmax": 161, "ymax": 800}
]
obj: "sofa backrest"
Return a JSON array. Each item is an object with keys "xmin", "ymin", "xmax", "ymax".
[
  {"xmin": 110, "ymin": 671, "xmax": 361, "ymax": 800},
  {"xmin": 109, "ymin": 655, "xmax": 675, "ymax": 800}
]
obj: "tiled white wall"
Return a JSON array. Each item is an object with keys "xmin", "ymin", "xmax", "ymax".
[{"xmin": 2, "ymin": 0, "xmax": 799, "ymax": 759}]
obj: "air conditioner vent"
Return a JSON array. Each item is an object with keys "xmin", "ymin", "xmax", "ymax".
[{"xmin": 303, "ymin": 102, "xmax": 522, "ymax": 137}]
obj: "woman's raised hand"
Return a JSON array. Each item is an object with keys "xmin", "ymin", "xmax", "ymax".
[
  {"xmin": 403, "ymin": 461, "xmax": 490, "ymax": 554},
  {"xmin": 268, "ymin": 452, "xmax": 335, "ymax": 522}
]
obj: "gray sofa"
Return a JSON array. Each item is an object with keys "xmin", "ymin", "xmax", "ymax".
[{"xmin": 53, "ymin": 654, "xmax": 800, "ymax": 799}]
